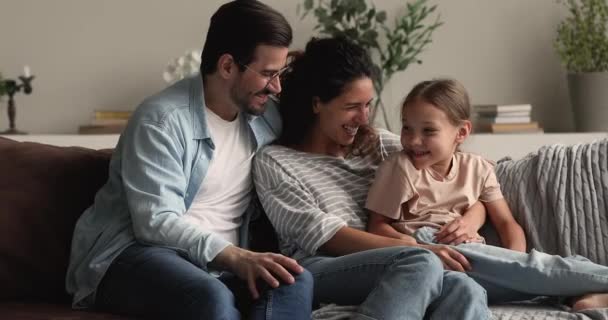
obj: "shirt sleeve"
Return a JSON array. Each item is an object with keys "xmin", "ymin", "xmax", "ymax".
[
  {"xmin": 479, "ymin": 159, "xmax": 504, "ymax": 203},
  {"xmin": 121, "ymin": 119, "xmax": 231, "ymax": 270},
  {"xmin": 253, "ymin": 150, "xmax": 347, "ymax": 257},
  {"xmin": 365, "ymin": 154, "xmax": 413, "ymax": 220}
]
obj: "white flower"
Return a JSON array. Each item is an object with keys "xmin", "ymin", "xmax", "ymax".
[{"xmin": 163, "ymin": 49, "xmax": 202, "ymax": 83}]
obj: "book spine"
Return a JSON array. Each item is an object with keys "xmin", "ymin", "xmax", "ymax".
[{"xmin": 94, "ymin": 111, "xmax": 132, "ymax": 120}]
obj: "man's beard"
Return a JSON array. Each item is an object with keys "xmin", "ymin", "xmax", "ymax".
[{"xmin": 230, "ymin": 86, "xmax": 272, "ymax": 116}]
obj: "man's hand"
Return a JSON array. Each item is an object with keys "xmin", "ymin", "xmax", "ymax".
[
  {"xmin": 419, "ymin": 244, "xmax": 471, "ymax": 272},
  {"xmin": 434, "ymin": 217, "xmax": 481, "ymax": 245},
  {"xmin": 212, "ymin": 246, "xmax": 304, "ymax": 299}
]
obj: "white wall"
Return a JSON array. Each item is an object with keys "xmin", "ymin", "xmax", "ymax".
[{"xmin": 0, "ymin": 0, "xmax": 572, "ymax": 134}]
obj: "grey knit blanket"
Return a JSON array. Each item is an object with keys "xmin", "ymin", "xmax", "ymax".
[
  {"xmin": 495, "ymin": 139, "xmax": 608, "ymax": 266},
  {"xmin": 313, "ymin": 139, "xmax": 608, "ymax": 320}
]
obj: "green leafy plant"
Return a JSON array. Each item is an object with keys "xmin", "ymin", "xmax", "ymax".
[
  {"xmin": 298, "ymin": 0, "xmax": 442, "ymax": 130},
  {"xmin": 0, "ymin": 73, "xmax": 6, "ymax": 100},
  {"xmin": 555, "ymin": 0, "xmax": 608, "ymax": 73}
]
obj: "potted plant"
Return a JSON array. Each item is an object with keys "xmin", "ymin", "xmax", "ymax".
[
  {"xmin": 299, "ymin": 0, "xmax": 442, "ymax": 131},
  {"xmin": 555, "ymin": 0, "xmax": 608, "ymax": 131},
  {"xmin": 0, "ymin": 73, "xmax": 6, "ymax": 100}
]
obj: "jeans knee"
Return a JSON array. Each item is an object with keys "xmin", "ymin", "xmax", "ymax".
[
  {"xmin": 278, "ymin": 269, "xmax": 314, "ymax": 304},
  {"xmin": 185, "ymin": 279, "xmax": 239, "ymax": 320},
  {"xmin": 394, "ymin": 247, "xmax": 443, "ymax": 272},
  {"xmin": 448, "ymin": 273, "xmax": 487, "ymax": 301},
  {"xmin": 294, "ymin": 269, "xmax": 314, "ymax": 291},
  {"xmin": 463, "ymin": 278, "xmax": 487, "ymax": 301},
  {"xmin": 387, "ymin": 247, "xmax": 444, "ymax": 287}
]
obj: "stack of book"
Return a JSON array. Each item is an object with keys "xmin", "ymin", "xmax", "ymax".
[
  {"xmin": 78, "ymin": 110, "xmax": 132, "ymax": 134},
  {"xmin": 472, "ymin": 104, "xmax": 543, "ymax": 133}
]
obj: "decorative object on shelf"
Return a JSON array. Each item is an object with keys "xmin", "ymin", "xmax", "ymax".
[
  {"xmin": 162, "ymin": 49, "xmax": 202, "ymax": 84},
  {"xmin": 78, "ymin": 110, "xmax": 132, "ymax": 134},
  {"xmin": 555, "ymin": 0, "xmax": 608, "ymax": 132},
  {"xmin": 1, "ymin": 66, "xmax": 35, "ymax": 134},
  {"xmin": 472, "ymin": 104, "xmax": 543, "ymax": 133},
  {"xmin": 298, "ymin": 0, "xmax": 442, "ymax": 131}
]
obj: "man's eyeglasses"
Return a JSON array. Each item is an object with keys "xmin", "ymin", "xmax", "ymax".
[{"xmin": 240, "ymin": 64, "xmax": 288, "ymax": 90}]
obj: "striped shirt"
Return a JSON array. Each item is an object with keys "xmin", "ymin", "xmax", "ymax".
[{"xmin": 253, "ymin": 130, "xmax": 401, "ymax": 260}]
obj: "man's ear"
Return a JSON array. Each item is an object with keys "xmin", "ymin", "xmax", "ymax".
[
  {"xmin": 456, "ymin": 120, "xmax": 472, "ymax": 144},
  {"xmin": 217, "ymin": 53, "xmax": 237, "ymax": 79},
  {"xmin": 312, "ymin": 97, "xmax": 321, "ymax": 114}
]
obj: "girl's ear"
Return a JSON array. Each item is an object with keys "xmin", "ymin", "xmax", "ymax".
[
  {"xmin": 312, "ymin": 97, "xmax": 321, "ymax": 114},
  {"xmin": 456, "ymin": 120, "xmax": 472, "ymax": 144}
]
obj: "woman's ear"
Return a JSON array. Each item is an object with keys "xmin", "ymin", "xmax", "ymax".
[
  {"xmin": 312, "ymin": 97, "xmax": 321, "ymax": 114},
  {"xmin": 456, "ymin": 120, "xmax": 472, "ymax": 144}
]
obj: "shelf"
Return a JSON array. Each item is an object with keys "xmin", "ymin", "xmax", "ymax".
[{"xmin": 1, "ymin": 132, "xmax": 606, "ymax": 161}]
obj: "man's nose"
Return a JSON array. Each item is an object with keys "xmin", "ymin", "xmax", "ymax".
[{"xmin": 266, "ymin": 76, "xmax": 281, "ymax": 94}]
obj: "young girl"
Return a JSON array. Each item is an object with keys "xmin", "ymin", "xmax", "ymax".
[{"xmin": 366, "ymin": 78, "xmax": 608, "ymax": 311}]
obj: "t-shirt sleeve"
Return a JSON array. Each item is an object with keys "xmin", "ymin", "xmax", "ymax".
[
  {"xmin": 253, "ymin": 149, "xmax": 348, "ymax": 257},
  {"xmin": 365, "ymin": 154, "xmax": 413, "ymax": 220},
  {"xmin": 479, "ymin": 159, "xmax": 504, "ymax": 202}
]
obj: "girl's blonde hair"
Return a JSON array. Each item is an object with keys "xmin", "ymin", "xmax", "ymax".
[{"xmin": 402, "ymin": 79, "xmax": 471, "ymax": 126}]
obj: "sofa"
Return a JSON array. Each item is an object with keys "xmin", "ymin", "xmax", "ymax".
[
  {"xmin": 0, "ymin": 136, "xmax": 131, "ymax": 319},
  {"xmin": 0, "ymin": 135, "xmax": 282, "ymax": 320},
  {"xmin": 1, "ymin": 135, "xmax": 607, "ymax": 320}
]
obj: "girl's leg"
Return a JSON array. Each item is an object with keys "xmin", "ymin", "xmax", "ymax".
[
  {"xmin": 301, "ymin": 246, "xmax": 490, "ymax": 320},
  {"xmin": 455, "ymin": 243, "xmax": 608, "ymax": 304},
  {"xmin": 417, "ymin": 226, "xmax": 608, "ymax": 305}
]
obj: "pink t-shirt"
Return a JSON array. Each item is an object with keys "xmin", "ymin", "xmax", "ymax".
[{"xmin": 365, "ymin": 151, "xmax": 503, "ymax": 235}]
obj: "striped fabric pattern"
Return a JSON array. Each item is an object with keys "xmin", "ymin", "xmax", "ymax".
[{"xmin": 253, "ymin": 130, "xmax": 401, "ymax": 260}]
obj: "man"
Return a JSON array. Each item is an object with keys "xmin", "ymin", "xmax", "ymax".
[{"xmin": 65, "ymin": 1, "xmax": 313, "ymax": 319}]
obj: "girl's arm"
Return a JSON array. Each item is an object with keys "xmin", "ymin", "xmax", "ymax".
[
  {"xmin": 485, "ymin": 199, "xmax": 527, "ymax": 252},
  {"xmin": 434, "ymin": 201, "xmax": 486, "ymax": 245}
]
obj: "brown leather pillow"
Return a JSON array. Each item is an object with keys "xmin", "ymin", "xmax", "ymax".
[{"xmin": 0, "ymin": 137, "xmax": 111, "ymax": 302}]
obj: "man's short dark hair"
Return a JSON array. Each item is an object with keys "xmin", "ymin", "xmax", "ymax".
[{"xmin": 200, "ymin": 0, "xmax": 292, "ymax": 75}]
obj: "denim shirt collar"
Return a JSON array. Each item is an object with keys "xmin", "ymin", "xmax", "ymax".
[
  {"xmin": 189, "ymin": 74, "xmax": 211, "ymax": 141},
  {"xmin": 188, "ymin": 74, "xmax": 273, "ymax": 149}
]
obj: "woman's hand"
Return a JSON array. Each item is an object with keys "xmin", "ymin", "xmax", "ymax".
[
  {"xmin": 434, "ymin": 216, "xmax": 482, "ymax": 245},
  {"xmin": 419, "ymin": 244, "xmax": 472, "ymax": 272},
  {"xmin": 435, "ymin": 202, "xmax": 487, "ymax": 245}
]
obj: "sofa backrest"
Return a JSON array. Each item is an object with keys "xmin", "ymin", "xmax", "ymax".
[{"xmin": 0, "ymin": 137, "xmax": 111, "ymax": 302}]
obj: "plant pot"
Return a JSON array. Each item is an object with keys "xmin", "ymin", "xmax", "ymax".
[{"xmin": 567, "ymin": 72, "xmax": 608, "ymax": 132}]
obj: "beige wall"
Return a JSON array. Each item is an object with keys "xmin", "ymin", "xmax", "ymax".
[{"xmin": 0, "ymin": 0, "xmax": 572, "ymax": 134}]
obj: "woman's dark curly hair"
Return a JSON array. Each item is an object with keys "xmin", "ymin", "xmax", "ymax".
[{"xmin": 278, "ymin": 36, "xmax": 377, "ymax": 148}]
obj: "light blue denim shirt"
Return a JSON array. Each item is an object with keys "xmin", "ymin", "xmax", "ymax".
[{"xmin": 65, "ymin": 74, "xmax": 282, "ymax": 308}]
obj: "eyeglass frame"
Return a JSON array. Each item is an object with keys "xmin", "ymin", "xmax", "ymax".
[{"xmin": 238, "ymin": 62, "xmax": 288, "ymax": 90}]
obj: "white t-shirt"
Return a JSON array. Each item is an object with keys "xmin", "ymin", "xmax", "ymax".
[{"xmin": 185, "ymin": 107, "xmax": 255, "ymax": 245}]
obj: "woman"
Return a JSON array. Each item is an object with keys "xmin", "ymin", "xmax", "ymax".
[{"xmin": 252, "ymin": 37, "xmax": 490, "ymax": 320}]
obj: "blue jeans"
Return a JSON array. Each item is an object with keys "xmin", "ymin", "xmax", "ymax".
[
  {"xmin": 300, "ymin": 246, "xmax": 490, "ymax": 320},
  {"xmin": 95, "ymin": 244, "xmax": 313, "ymax": 320},
  {"xmin": 415, "ymin": 226, "xmax": 608, "ymax": 303}
]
